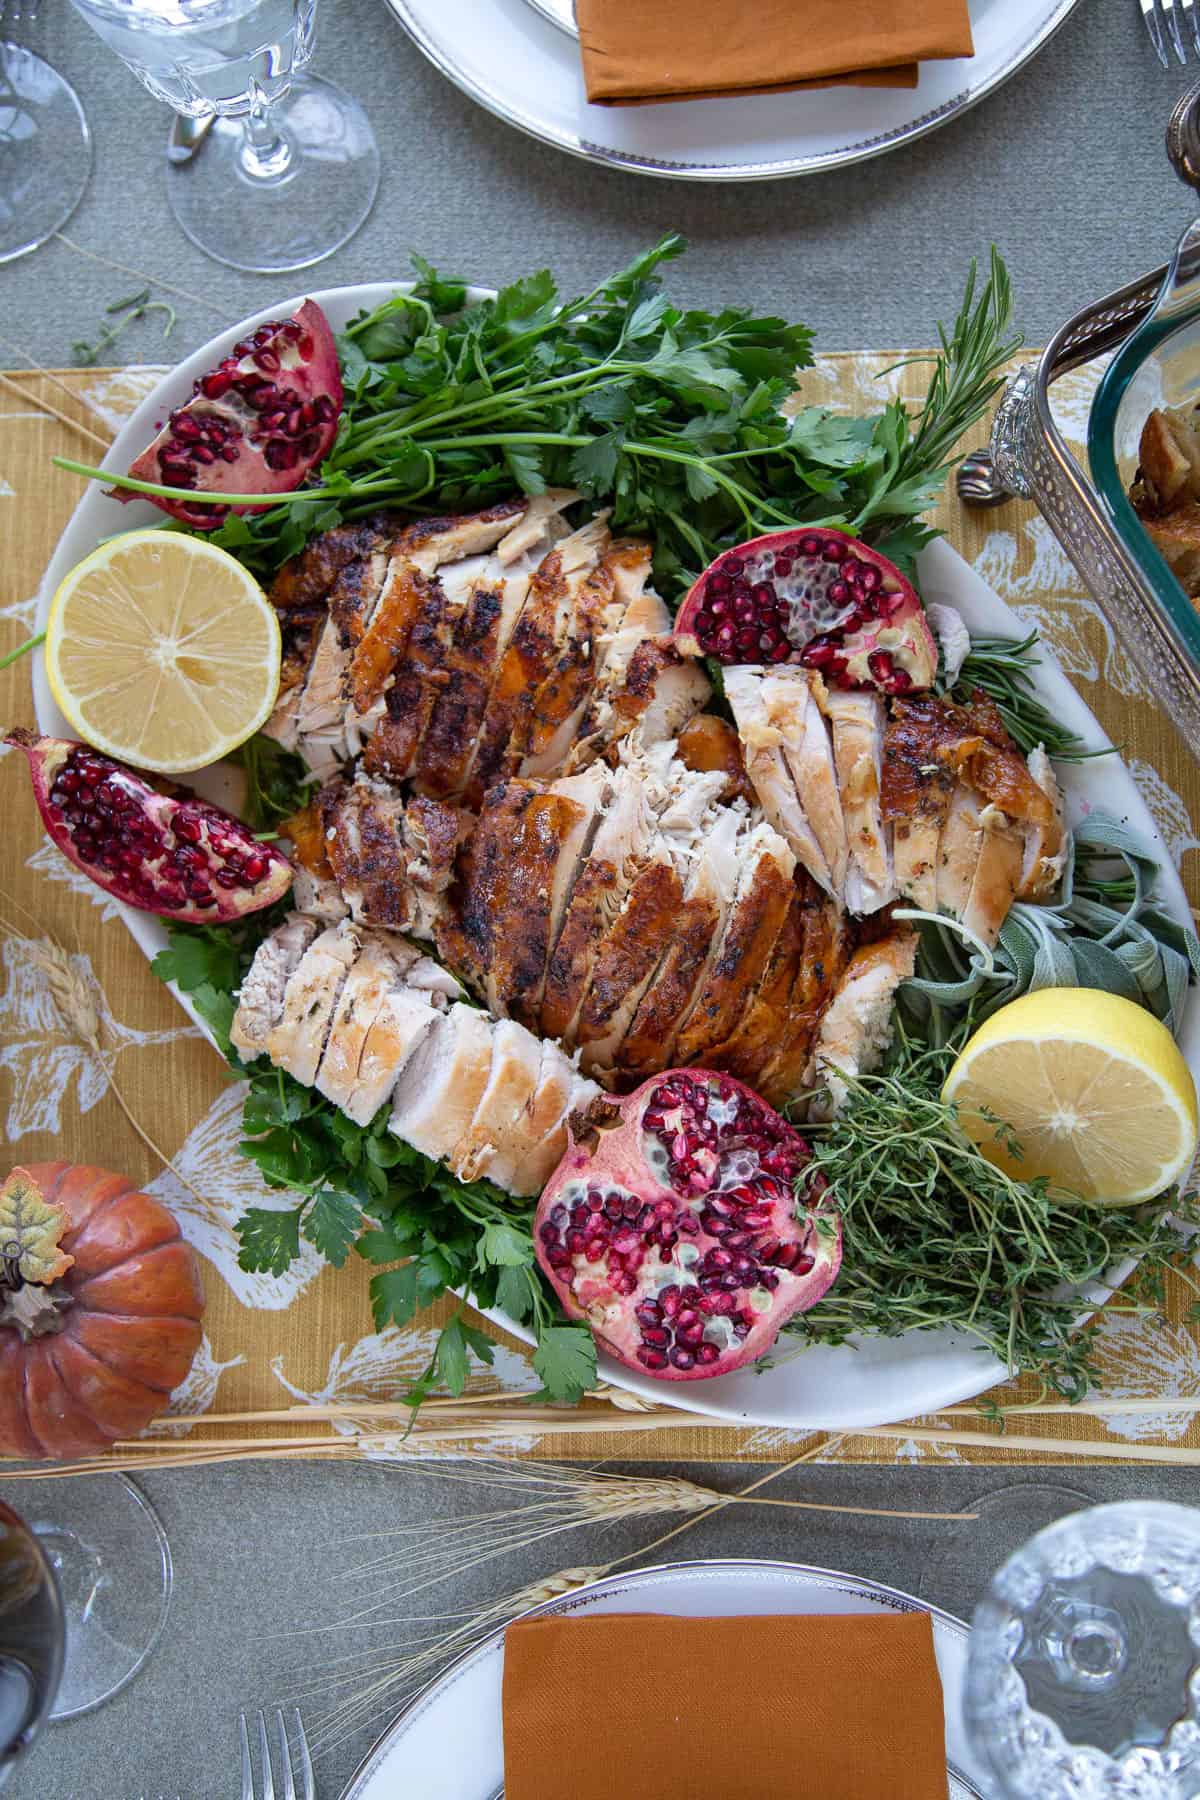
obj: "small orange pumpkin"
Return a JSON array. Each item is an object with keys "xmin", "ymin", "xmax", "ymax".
[{"xmin": 0, "ymin": 1163, "xmax": 205, "ymax": 1460}]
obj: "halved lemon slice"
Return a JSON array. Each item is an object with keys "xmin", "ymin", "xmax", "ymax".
[
  {"xmin": 45, "ymin": 528, "xmax": 280, "ymax": 774},
  {"xmin": 943, "ymin": 988, "xmax": 1199, "ymax": 1203}
]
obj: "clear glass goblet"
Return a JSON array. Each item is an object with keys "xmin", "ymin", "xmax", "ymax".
[
  {"xmin": 0, "ymin": 29, "xmax": 92, "ymax": 264},
  {"xmin": 65, "ymin": 0, "xmax": 379, "ymax": 272},
  {"xmin": 966, "ymin": 1500, "xmax": 1200, "ymax": 1799}
]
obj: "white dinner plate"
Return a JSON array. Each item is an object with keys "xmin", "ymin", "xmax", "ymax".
[
  {"xmin": 382, "ymin": 0, "xmax": 1080, "ymax": 181},
  {"xmin": 338, "ymin": 1558, "xmax": 992, "ymax": 1798},
  {"xmin": 32, "ymin": 282, "xmax": 1198, "ymax": 1432}
]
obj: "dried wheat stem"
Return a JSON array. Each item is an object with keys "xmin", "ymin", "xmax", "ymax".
[
  {"xmin": 0, "ymin": 371, "xmax": 112, "ymax": 448},
  {"xmin": 52, "ymin": 236, "xmax": 231, "ymax": 315},
  {"xmin": 942, "ymin": 1396, "xmax": 1200, "ymax": 1418},
  {"xmin": 18, "ymin": 931, "xmax": 213, "ymax": 1213},
  {"xmin": 0, "ymin": 338, "xmax": 117, "ymax": 428},
  {"xmin": 858, "ymin": 1424, "xmax": 1200, "ymax": 1464}
]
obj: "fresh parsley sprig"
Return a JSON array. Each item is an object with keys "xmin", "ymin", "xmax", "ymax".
[
  {"xmin": 55, "ymin": 237, "xmax": 1017, "ymax": 600},
  {"xmin": 150, "ymin": 920, "xmax": 597, "ymax": 1405}
]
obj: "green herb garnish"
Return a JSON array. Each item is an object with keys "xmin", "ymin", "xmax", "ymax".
[
  {"xmin": 942, "ymin": 630, "xmax": 1114, "ymax": 762},
  {"xmin": 57, "ymin": 238, "xmax": 1017, "ymax": 596},
  {"xmin": 73, "ymin": 288, "xmax": 177, "ymax": 368},
  {"xmin": 228, "ymin": 733, "xmax": 316, "ymax": 834},
  {"xmin": 794, "ymin": 1026, "xmax": 1199, "ymax": 1400}
]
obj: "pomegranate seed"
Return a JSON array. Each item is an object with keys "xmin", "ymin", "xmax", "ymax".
[
  {"xmin": 773, "ymin": 556, "xmax": 793, "ymax": 576},
  {"xmin": 735, "ymin": 627, "xmax": 758, "ymax": 653},
  {"xmin": 799, "ymin": 535, "xmax": 821, "ymax": 556},
  {"xmin": 637, "ymin": 1348, "xmax": 668, "ymax": 1370},
  {"xmin": 723, "ymin": 555, "xmax": 744, "ymax": 575},
  {"xmin": 669, "ymin": 1348, "xmax": 695, "ymax": 1370},
  {"xmin": 696, "ymin": 1342, "xmax": 721, "ymax": 1365},
  {"xmin": 752, "ymin": 583, "xmax": 774, "ymax": 610},
  {"xmin": 708, "ymin": 573, "xmax": 732, "ymax": 598},
  {"xmin": 539, "ymin": 1223, "xmax": 559, "ymax": 1244},
  {"xmin": 173, "ymin": 816, "xmax": 202, "ymax": 844},
  {"xmin": 641, "ymin": 1326, "xmax": 669, "ymax": 1347},
  {"xmin": 256, "ymin": 349, "xmax": 280, "ymax": 373},
  {"xmin": 822, "ymin": 539, "xmax": 846, "ymax": 562}
]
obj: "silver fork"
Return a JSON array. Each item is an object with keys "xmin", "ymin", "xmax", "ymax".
[
  {"xmin": 239, "ymin": 1708, "xmax": 316, "ymax": 1800},
  {"xmin": 0, "ymin": 0, "xmax": 40, "ymax": 33},
  {"xmin": 1142, "ymin": 0, "xmax": 1200, "ymax": 65}
]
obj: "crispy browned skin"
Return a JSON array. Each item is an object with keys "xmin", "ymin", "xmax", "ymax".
[
  {"xmin": 439, "ymin": 781, "xmax": 588, "ymax": 1024},
  {"xmin": 755, "ymin": 882, "xmax": 850, "ymax": 1106},
  {"xmin": 512, "ymin": 556, "xmax": 617, "ymax": 768},
  {"xmin": 320, "ymin": 782, "xmax": 410, "ymax": 926},
  {"xmin": 348, "ymin": 563, "xmax": 434, "ymax": 716},
  {"xmin": 277, "ymin": 615, "xmax": 323, "ymax": 696},
  {"xmin": 673, "ymin": 852, "xmax": 796, "ymax": 1066},
  {"xmin": 959, "ymin": 694, "xmax": 1055, "ymax": 828},
  {"xmin": 281, "ymin": 801, "xmax": 332, "ymax": 877},
  {"xmin": 880, "ymin": 695, "xmax": 976, "ymax": 827},
  {"xmin": 574, "ymin": 861, "xmax": 681, "ymax": 1051},
  {"xmin": 468, "ymin": 551, "xmax": 566, "ymax": 797},
  {"xmin": 408, "ymin": 582, "xmax": 508, "ymax": 800},
  {"xmin": 268, "ymin": 518, "xmax": 397, "ymax": 612},
  {"xmin": 701, "ymin": 898, "xmax": 806, "ymax": 1087},
  {"xmin": 539, "ymin": 840, "xmax": 628, "ymax": 1045},
  {"xmin": 328, "ymin": 543, "xmax": 391, "ymax": 647},
  {"xmin": 402, "ymin": 794, "xmax": 467, "ymax": 893},
  {"xmin": 675, "ymin": 714, "xmax": 752, "ymax": 803},
  {"xmin": 616, "ymin": 884, "xmax": 724, "ymax": 1081}
]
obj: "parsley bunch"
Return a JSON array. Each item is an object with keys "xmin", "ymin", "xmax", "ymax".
[{"xmin": 58, "ymin": 237, "xmax": 1018, "ymax": 598}]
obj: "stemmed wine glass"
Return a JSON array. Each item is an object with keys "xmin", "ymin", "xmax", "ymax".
[
  {"xmin": 0, "ymin": 1475, "xmax": 172, "ymax": 1730},
  {"xmin": 65, "ymin": 0, "xmax": 379, "ymax": 272},
  {"xmin": 965, "ymin": 1500, "xmax": 1200, "ymax": 1798},
  {"xmin": 0, "ymin": 1495, "xmax": 62, "ymax": 1788},
  {"xmin": 0, "ymin": 5, "xmax": 92, "ymax": 264}
]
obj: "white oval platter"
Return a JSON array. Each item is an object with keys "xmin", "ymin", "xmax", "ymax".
[
  {"xmin": 382, "ymin": 0, "xmax": 1079, "ymax": 182},
  {"xmin": 32, "ymin": 283, "xmax": 1197, "ymax": 1432},
  {"xmin": 338, "ymin": 1558, "xmax": 991, "ymax": 1799}
]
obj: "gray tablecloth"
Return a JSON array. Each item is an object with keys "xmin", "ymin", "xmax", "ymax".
[{"xmin": 5, "ymin": 0, "xmax": 1199, "ymax": 1793}]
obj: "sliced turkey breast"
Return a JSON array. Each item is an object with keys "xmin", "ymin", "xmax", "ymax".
[
  {"xmin": 466, "ymin": 514, "xmax": 612, "ymax": 800},
  {"xmin": 291, "ymin": 866, "xmax": 350, "ymax": 924},
  {"xmin": 963, "ymin": 804, "xmax": 1025, "ymax": 946},
  {"xmin": 767, "ymin": 669, "xmax": 848, "ymax": 895},
  {"xmin": 754, "ymin": 885, "xmax": 851, "ymax": 1108},
  {"xmin": 398, "ymin": 495, "xmax": 578, "ymax": 801},
  {"xmin": 540, "ymin": 762, "xmax": 658, "ymax": 1043},
  {"xmin": 230, "ymin": 914, "xmax": 319, "ymax": 1060},
  {"xmin": 825, "ymin": 689, "xmax": 895, "ymax": 913},
  {"xmin": 388, "ymin": 1002, "xmax": 495, "ymax": 1165},
  {"xmin": 1017, "ymin": 746, "xmax": 1067, "ymax": 900},
  {"xmin": 265, "ymin": 920, "xmax": 362, "ymax": 1085},
  {"xmin": 726, "ymin": 666, "xmax": 834, "ymax": 894},
  {"xmin": 566, "ymin": 579, "xmax": 710, "ymax": 771},
  {"xmin": 674, "ymin": 819, "xmax": 797, "ymax": 1065},
  {"xmin": 320, "ymin": 777, "xmax": 464, "ymax": 936},
  {"xmin": 700, "ymin": 895, "xmax": 805, "ymax": 1091},
  {"xmin": 935, "ymin": 785, "xmax": 985, "ymax": 923},
  {"xmin": 507, "ymin": 1067, "xmax": 598, "ymax": 1196},
  {"xmin": 347, "ymin": 987, "xmax": 443, "ymax": 1127},
  {"xmin": 316, "ymin": 934, "xmax": 419, "ymax": 1111},
  {"xmin": 808, "ymin": 930, "xmax": 918, "ymax": 1118},
  {"xmin": 455, "ymin": 1018, "xmax": 545, "ymax": 1183},
  {"xmin": 881, "ymin": 697, "xmax": 968, "ymax": 910}
]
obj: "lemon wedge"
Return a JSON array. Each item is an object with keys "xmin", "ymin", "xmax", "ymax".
[
  {"xmin": 942, "ymin": 988, "xmax": 1198, "ymax": 1203},
  {"xmin": 45, "ymin": 528, "xmax": 280, "ymax": 774}
]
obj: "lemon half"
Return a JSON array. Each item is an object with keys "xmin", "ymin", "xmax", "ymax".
[
  {"xmin": 45, "ymin": 528, "xmax": 280, "ymax": 774},
  {"xmin": 943, "ymin": 988, "xmax": 1198, "ymax": 1203}
]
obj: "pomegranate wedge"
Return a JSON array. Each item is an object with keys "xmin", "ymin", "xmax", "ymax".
[
  {"xmin": 7, "ymin": 731, "xmax": 292, "ymax": 922},
  {"xmin": 674, "ymin": 528, "xmax": 938, "ymax": 694},
  {"xmin": 119, "ymin": 300, "xmax": 343, "ymax": 530},
  {"xmin": 536, "ymin": 1069, "xmax": 841, "ymax": 1382}
]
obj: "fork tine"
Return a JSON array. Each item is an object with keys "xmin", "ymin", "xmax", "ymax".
[
  {"xmin": 1144, "ymin": 0, "xmax": 1171, "ymax": 64},
  {"xmin": 239, "ymin": 1712, "xmax": 255, "ymax": 1800},
  {"xmin": 1184, "ymin": 0, "xmax": 1200, "ymax": 53},
  {"xmin": 275, "ymin": 1710, "xmax": 297, "ymax": 1800},
  {"xmin": 293, "ymin": 1708, "xmax": 315, "ymax": 1800},
  {"xmin": 1164, "ymin": 0, "xmax": 1190, "ymax": 61},
  {"xmin": 256, "ymin": 1710, "xmax": 277, "ymax": 1800}
]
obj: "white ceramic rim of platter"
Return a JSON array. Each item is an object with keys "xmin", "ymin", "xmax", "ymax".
[
  {"xmin": 336, "ymin": 1556, "xmax": 991, "ymax": 1799},
  {"xmin": 380, "ymin": 0, "xmax": 1080, "ymax": 182},
  {"xmin": 32, "ymin": 280, "xmax": 1198, "ymax": 1433}
]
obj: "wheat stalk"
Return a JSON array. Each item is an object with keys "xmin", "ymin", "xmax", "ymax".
[
  {"xmin": 0, "ymin": 370, "xmax": 111, "ymax": 449},
  {"xmin": 11, "ymin": 927, "xmax": 212, "ymax": 1212}
]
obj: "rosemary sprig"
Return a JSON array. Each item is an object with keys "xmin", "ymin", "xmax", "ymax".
[
  {"xmin": 942, "ymin": 629, "xmax": 1113, "ymax": 761},
  {"xmin": 72, "ymin": 288, "xmax": 177, "ymax": 367}
]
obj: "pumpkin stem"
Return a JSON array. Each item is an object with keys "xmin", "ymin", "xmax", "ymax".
[{"xmin": 0, "ymin": 1281, "xmax": 72, "ymax": 1342}]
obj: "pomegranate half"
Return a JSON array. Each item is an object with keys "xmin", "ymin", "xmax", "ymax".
[
  {"xmin": 673, "ymin": 527, "xmax": 938, "ymax": 695},
  {"xmin": 535, "ymin": 1069, "xmax": 841, "ymax": 1382},
  {"xmin": 7, "ymin": 731, "xmax": 292, "ymax": 922},
  {"xmin": 119, "ymin": 300, "xmax": 343, "ymax": 530}
]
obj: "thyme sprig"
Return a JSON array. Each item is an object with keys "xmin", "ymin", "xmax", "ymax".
[{"xmin": 793, "ymin": 1028, "xmax": 1199, "ymax": 1399}]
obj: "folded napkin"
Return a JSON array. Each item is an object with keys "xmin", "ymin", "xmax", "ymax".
[
  {"xmin": 575, "ymin": 1, "xmax": 974, "ymax": 104},
  {"xmin": 503, "ymin": 1610, "xmax": 949, "ymax": 1799}
]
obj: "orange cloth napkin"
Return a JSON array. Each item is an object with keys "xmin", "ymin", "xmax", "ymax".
[
  {"xmin": 502, "ymin": 1610, "xmax": 950, "ymax": 1799},
  {"xmin": 575, "ymin": 1, "xmax": 974, "ymax": 103}
]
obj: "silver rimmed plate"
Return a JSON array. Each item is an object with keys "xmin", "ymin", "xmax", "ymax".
[
  {"xmin": 339, "ymin": 1558, "xmax": 992, "ymax": 1797},
  {"xmin": 383, "ymin": 0, "xmax": 1080, "ymax": 182}
]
